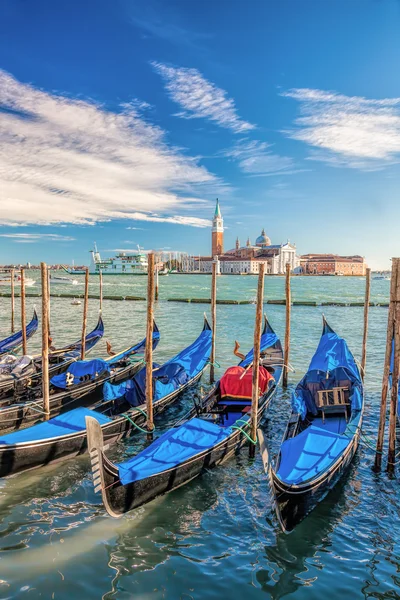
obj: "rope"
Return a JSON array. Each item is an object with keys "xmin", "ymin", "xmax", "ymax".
[
  {"xmin": 121, "ymin": 413, "xmax": 149, "ymax": 434},
  {"xmin": 208, "ymin": 360, "xmax": 221, "ymax": 369},
  {"xmin": 231, "ymin": 424, "xmax": 256, "ymax": 445}
]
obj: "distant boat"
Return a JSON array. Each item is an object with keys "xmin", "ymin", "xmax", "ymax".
[
  {"xmin": 0, "ymin": 273, "xmax": 35, "ymax": 287},
  {"xmin": 50, "ymin": 275, "xmax": 78, "ymax": 285},
  {"xmin": 71, "ymin": 298, "xmax": 81, "ymax": 305}
]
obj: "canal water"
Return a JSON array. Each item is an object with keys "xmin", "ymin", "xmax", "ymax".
[{"xmin": 0, "ymin": 275, "xmax": 398, "ymax": 599}]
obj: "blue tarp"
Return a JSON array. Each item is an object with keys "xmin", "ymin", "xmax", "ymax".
[
  {"xmin": 106, "ymin": 324, "xmax": 212, "ymax": 407},
  {"xmin": 0, "ymin": 407, "xmax": 111, "ymax": 446},
  {"xmin": 291, "ymin": 326, "xmax": 362, "ymax": 418},
  {"xmin": 276, "ymin": 424, "xmax": 351, "ymax": 485},
  {"xmin": 239, "ymin": 331, "xmax": 278, "ymax": 368},
  {"xmin": 0, "ymin": 310, "xmax": 38, "ymax": 355},
  {"xmin": 51, "ymin": 358, "xmax": 110, "ymax": 389},
  {"xmin": 117, "ymin": 417, "xmax": 232, "ymax": 485}
]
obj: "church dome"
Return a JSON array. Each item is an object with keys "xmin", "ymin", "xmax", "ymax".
[{"xmin": 255, "ymin": 228, "xmax": 271, "ymax": 247}]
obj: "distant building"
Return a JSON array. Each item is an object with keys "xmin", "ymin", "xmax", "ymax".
[
  {"xmin": 300, "ymin": 254, "xmax": 367, "ymax": 275},
  {"xmin": 193, "ymin": 200, "xmax": 301, "ymax": 274}
]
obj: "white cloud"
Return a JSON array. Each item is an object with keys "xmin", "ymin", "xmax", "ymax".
[
  {"xmin": 126, "ymin": 212, "xmax": 210, "ymax": 227},
  {"xmin": 0, "ymin": 233, "xmax": 75, "ymax": 242},
  {"xmin": 224, "ymin": 139, "xmax": 296, "ymax": 175},
  {"xmin": 282, "ymin": 88, "xmax": 400, "ymax": 169},
  {"xmin": 151, "ymin": 62, "xmax": 255, "ymax": 134},
  {"xmin": 0, "ymin": 70, "xmax": 224, "ymax": 227}
]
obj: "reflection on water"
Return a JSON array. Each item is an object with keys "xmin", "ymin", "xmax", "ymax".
[{"xmin": 0, "ymin": 276, "xmax": 399, "ymax": 598}]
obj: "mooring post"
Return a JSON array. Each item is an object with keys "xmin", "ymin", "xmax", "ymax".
[
  {"xmin": 47, "ymin": 267, "xmax": 51, "ymax": 339},
  {"xmin": 283, "ymin": 262, "xmax": 291, "ymax": 388},
  {"xmin": 20, "ymin": 267, "xmax": 27, "ymax": 355},
  {"xmin": 10, "ymin": 268, "xmax": 15, "ymax": 333},
  {"xmin": 99, "ymin": 269, "xmax": 103, "ymax": 312},
  {"xmin": 388, "ymin": 259, "xmax": 400, "ymax": 471},
  {"xmin": 250, "ymin": 263, "xmax": 265, "ymax": 458},
  {"xmin": 41, "ymin": 262, "xmax": 50, "ymax": 419},
  {"xmin": 81, "ymin": 267, "xmax": 89, "ymax": 360},
  {"xmin": 360, "ymin": 267, "xmax": 371, "ymax": 381},
  {"xmin": 146, "ymin": 253, "xmax": 155, "ymax": 440},
  {"xmin": 210, "ymin": 261, "xmax": 217, "ymax": 384},
  {"xmin": 375, "ymin": 258, "xmax": 398, "ymax": 470},
  {"xmin": 155, "ymin": 266, "xmax": 159, "ymax": 301}
]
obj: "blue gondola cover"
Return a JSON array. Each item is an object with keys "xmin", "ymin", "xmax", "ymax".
[
  {"xmin": 117, "ymin": 417, "xmax": 232, "ymax": 485},
  {"xmin": 0, "ymin": 407, "xmax": 111, "ymax": 446},
  {"xmin": 51, "ymin": 358, "xmax": 110, "ymax": 389},
  {"xmin": 0, "ymin": 310, "xmax": 38, "ymax": 355}
]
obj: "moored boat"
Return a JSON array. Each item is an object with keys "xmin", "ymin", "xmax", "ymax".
[
  {"xmin": 258, "ymin": 317, "xmax": 364, "ymax": 532},
  {"xmin": 0, "ymin": 314, "xmax": 105, "ymax": 400},
  {"xmin": 0, "ymin": 324, "xmax": 160, "ymax": 435},
  {"xmin": 0, "ymin": 310, "xmax": 38, "ymax": 357},
  {"xmin": 85, "ymin": 316, "xmax": 283, "ymax": 517},
  {"xmin": 0, "ymin": 319, "xmax": 211, "ymax": 477}
]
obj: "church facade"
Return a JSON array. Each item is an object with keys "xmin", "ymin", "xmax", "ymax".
[{"xmin": 193, "ymin": 200, "xmax": 300, "ymax": 275}]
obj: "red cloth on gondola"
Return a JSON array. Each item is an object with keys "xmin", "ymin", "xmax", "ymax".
[{"xmin": 220, "ymin": 365, "xmax": 273, "ymax": 400}]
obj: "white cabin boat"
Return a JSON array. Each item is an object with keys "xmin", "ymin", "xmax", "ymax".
[{"xmin": 89, "ymin": 244, "xmax": 148, "ymax": 275}]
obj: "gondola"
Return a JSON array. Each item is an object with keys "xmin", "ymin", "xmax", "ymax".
[
  {"xmin": 0, "ymin": 309, "xmax": 38, "ymax": 356},
  {"xmin": 258, "ymin": 317, "xmax": 364, "ymax": 533},
  {"xmin": 0, "ymin": 318, "xmax": 211, "ymax": 477},
  {"xmin": 0, "ymin": 324, "xmax": 160, "ymax": 435},
  {"xmin": 0, "ymin": 314, "xmax": 105, "ymax": 400},
  {"xmin": 85, "ymin": 316, "xmax": 283, "ymax": 518}
]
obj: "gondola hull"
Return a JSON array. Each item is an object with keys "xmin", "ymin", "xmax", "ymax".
[
  {"xmin": 90, "ymin": 377, "xmax": 280, "ymax": 517},
  {"xmin": 269, "ymin": 423, "xmax": 361, "ymax": 532},
  {"xmin": 0, "ymin": 369, "xmax": 205, "ymax": 477}
]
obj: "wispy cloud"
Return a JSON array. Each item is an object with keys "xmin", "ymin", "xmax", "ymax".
[
  {"xmin": 127, "ymin": 212, "xmax": 211, "ymax": 227},
  {"xmin": 125, "ymin": 227, "xmax": 145, "ymax": 230},
  {"xmin": 0, "ymin": 233, "xmax": 75, "ymax": 243},
  {"xmin": 0, "ymin": 70, "xmax": 224, "ymax": 227},
  {"xmin": 152, "ymin": 62, "xmax": 255, "ymax": 134},
  {"xmin": 282, "ymin": 88, "xmax": 400, "ymax": 170},
  {"xmin": 224, "ymin": 139, "xmax": 297, "ymax": 175}
]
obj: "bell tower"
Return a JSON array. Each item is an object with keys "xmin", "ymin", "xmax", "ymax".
[{"xmin": 212, "ymin": 199, "xmax": 224, "ymax": 257}]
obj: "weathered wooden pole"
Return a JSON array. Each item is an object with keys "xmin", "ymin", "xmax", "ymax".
[
  {"xmin": 375, "ymin": 259, "xmax": 398, "ymax": 470},
  {"xmin": 20, "ymin": 267, "xmax": 27, "ymax": 355},
  {"xmin": 249, "ymin": 263, "xmax": 265, "ymax": 458},
  {"xmin": 47, "ymin": 267, "xmax": 51, "ymax": 338},
  {"xmin": 388, "ymin": 259, "xmax": 400, "ymax": 471},
  {"xmin": 360, "ymin": 267, "xmax": 371, "ymax": 381},
  {"xmin": 210, "ymin": 261, "xmax": 217, "ymax": 384},
  {"xmin": 145, "ymin": 253, "xmax": 155, "ymax": 439},
  {"xmin": 80, "ymin": 267, "xmax": 89, "ymax": 360},
  {"xmin": 283, "ymin": 262, "xmax": 291, "ymax": 388},
  {"xmin": 155, "ymin": 266, "xmax": 159, "ymax": 301},
  {"xmin": 41, "ymin": 262, "xmax": 50, "ymax": 419},
  {"xmin": 10, "ymin": 268, "xmax": 15, "ymax": 333},
  {"xmin": 99, "ymin": 269, "xmax": 103, "ymax": 312}
]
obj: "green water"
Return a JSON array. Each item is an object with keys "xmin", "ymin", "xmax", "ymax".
[{"xmin": 0, "ymin": 275, "xmax": 397, "ymax": 599}]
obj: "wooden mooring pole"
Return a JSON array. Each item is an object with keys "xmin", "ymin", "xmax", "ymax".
[
  {"xmin": 146, "ymin": 253, "xmax": 155, "ymax": 440},
  {"xmin": 375, "ymin": 258, "xmax": 399, "ymax": 470},
  {"xmin": 155, "ymin": 267, "xmax": 159, "ymax": 301},
  {"xmin": 388, "ymin": 259, "xmax": 400, "ymax": 471},
  {"xmin": 250, "ymin": 263, "xmax": 265, "ymax": 458},
  {"xmin": 99, "ymin": 269, "xmax": 103, "ymax": 312},
  {"xmin": 210, "ymin": 261, "xmax": 217, "ymax": 384},
  {"xmin": 20, "ymin": 267, "xmax": 27, "ymax": 355},
  {"xmin": 41, "ymin": 262, "xmax": 50, "ymax": 419},
  {"xmin": 360, "ymin": 268, "xmax": 371, "ymax": 381},
  {"xmin": 81, "ymin": 267, "xmax": 89, "ymax": 360},
  {"xmin": 10, "ymin": 268, "xmax": 15, "ymax": 333},
  {"xmin": 283, "ymin": 263, "xmax": 291, "ymax": 388}
]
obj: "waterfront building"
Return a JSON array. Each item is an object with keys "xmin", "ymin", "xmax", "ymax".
[
  {"xmin": 300, "ymin": 254, "xmax": 367, "ymax": 275},
  {"xmin": 193, "ymin": 200, "xmax": 300, "ymax": 274}
]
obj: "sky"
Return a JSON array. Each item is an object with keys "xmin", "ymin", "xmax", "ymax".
[{"xmin": 1, "ymin": 0, "xmax": 400, "ymax": 269}]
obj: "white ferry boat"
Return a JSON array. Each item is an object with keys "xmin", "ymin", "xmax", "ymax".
[{"xmin": 89, "ymin": 244, "xmax": 148, "ymax": 275}]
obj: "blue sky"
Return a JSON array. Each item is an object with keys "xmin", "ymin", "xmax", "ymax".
[{"xmin": 1, "ymin": 0, "xmax": 400, "ymax": 269}]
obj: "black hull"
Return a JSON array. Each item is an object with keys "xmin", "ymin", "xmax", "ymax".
[
  {"xmin": 270, "ymin": 421, "xmax": 361, "ymax": 533},
  {"xmin": 0, "ymin": 369, "xmax": 205, "ymax": 478},
  {"xmin": 93, "ymin": 382, "xmax": 278, "ymax": 517},
  {"xmin": 0, "ymin": 361, "xmax": 142, "ymax": 435}
]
